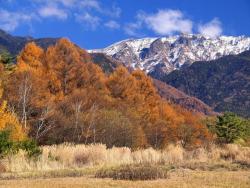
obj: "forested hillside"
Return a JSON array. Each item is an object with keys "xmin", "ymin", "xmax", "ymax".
[
  {"xmin": 153, "ymin": 79, "xmax": 216, "ymax": 116},
  {"xmin": 0, "ymin": 29, "xmax": 57, "ymax": 55},
  {"xmin": 162, "ymin": 51, "xmax": 250, "ymax": 117}
]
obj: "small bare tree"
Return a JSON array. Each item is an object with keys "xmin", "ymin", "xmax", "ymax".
[
  {"xmin": 84, "ymin": 103, "xmax": 98, "ymax": 144},
  {"xmin": 35, "ymin": 104, "xmax": 56, "ymax": 140},
  {"xmin": 18, "ymin": 73, "xmax": 32, "ymax": 129},
  {"xmin": 72, "ymin": 98, "xmax": 85, "ymax": 142}
]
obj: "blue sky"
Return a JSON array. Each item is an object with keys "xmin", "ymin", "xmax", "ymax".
[{"xmin": 0, "ymin": 0, "xmax": 250, "ymax": 49}]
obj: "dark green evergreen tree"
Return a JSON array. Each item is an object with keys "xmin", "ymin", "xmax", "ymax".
[{"xmin": 215, "ymin": 112, "xmax": 248, "ymax": 143}]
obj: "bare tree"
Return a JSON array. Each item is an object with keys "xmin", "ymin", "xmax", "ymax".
[
  {"xmin": 35, "ymin": 104, "xmax": 56, "ymax": 140},
  {"xmin": 18, "ymin": 73, "xmax": 32, "ymax": 129},
  {"xmin": 84, "ymin": 103, "xmax": 98, "ymax": 144},
  {"xmin": 72, "ymin": 98, "xmax": 84, "ymax": 142}
]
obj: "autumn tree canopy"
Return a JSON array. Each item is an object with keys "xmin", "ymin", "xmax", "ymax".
[{"xmin": 3, "ymin": 39, "xmax": 213, "ymax": 148}]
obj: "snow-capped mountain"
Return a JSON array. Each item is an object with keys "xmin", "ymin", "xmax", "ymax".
[{"xmin": 89, "ymin": 34, "xmax": 250, "ymax": 73}]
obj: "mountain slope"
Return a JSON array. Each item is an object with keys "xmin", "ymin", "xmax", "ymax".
[
  {"xmin": 90, "ymin": 53, "xmax": 122, "ymax": 74},
  {"xmin": 153, "ymin": 79, "xmax": 216, "ymax": 116},
  {"xmin": 0, "ymin": 29, "xmax": 58, "ymax": 55},
  {"xmin": 91, "ymin": 34, "xmax": 250, "ymax": 75},
  {"xmin": 161, "ymin": 51, "xmax": 250, "ymax": 117}
]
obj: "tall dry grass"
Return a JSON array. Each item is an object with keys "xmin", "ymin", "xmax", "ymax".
[{"xmin": 1, "ymin": 143, "xmax": 250, "ymax": 173}]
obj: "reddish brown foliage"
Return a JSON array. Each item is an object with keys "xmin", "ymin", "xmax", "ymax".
[{"xmin": 3, "ymin": 39, "xmax": 213, "ymax": 148}]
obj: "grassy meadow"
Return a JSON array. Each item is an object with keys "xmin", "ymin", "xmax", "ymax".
[{"xmin": 0, "ymin": 143, "xmax": 250, "ymax": 187}]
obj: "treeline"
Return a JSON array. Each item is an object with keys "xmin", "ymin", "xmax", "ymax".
[{"xmin": 0, "ymin": 39, "xmax": 213, "ymax": 149}]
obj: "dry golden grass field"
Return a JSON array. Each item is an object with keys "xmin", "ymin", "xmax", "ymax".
[
  {"xmin": 0, "ymin": 143, "xmax": 250, "ymax": 188},
  {"xmin": 0, "ymin": 171, "xmax": 250, "ymax": 188}
]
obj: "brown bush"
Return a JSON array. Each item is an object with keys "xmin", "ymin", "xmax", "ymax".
[
  {"xmin": 95, "ymin": 164, "xmax": 168, "ymax": 180},
  {"xmin": 0, "ymin": 161, "xmax": 6, "ymax": 173},
  {"xmin": 74, "ymin": 153, "xmax": 90, "ymax": 166}
]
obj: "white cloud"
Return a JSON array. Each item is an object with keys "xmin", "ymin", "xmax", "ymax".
[
  {"xmin": 36, "ymin": 0, "xmax": 101, "ymax": 21},
  {"xmin": 38, "ymin": 5, "xmax": 68, "ymax": 20},
  {"xmin": 198, "ymin": 18, "xmax": 222, "ymax": 38},
  {"xmin": 56, "ymin": 0, "xmax": 76, "ymax": 7},
  {"xmin": 76, "ymin": 13, "xmax": 100, "ymax": 29},
  {"xmin": 104, "ymin": 20, "xmax": 120, "ymax": 29},
  {"xmin": 33, "ymin": 0, "xmax": 76, "ymax": 8},
  {"xmin": 34, "ymin": 0, "xmax": 101, "ymax": 10},
  {"xmin": 105, "ymin": 5, "xmax": 121, "ymax": 18},
  {"xmin": 138, "ymin": 9, "xmax": 193, "ymax": 35},
  {"xmin": 0, "ymin": 9, "xmax": 32, "ymax": 31},
  {"xmin": 80, "ymin": 0, "xmax": 100, "ymax": 10},
  {"xmin": 124, "ymin": 22, "xmax": 142, "ymax": 36},
  {"xmin": 0, "ymin": 0, "xmax": 122, "ymax": 31}
]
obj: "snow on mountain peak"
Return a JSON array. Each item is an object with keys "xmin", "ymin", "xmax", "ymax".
[{"xmin": 89, "ymin": 34, "xmax": 250, "ymax": 73}]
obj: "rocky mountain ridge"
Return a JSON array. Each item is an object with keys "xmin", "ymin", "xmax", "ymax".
[{"xmin": 90, "ymin": 34, "xmax": 250, "ymax": 74}]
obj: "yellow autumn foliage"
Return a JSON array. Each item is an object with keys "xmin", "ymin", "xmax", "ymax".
[{"xmin": 0, "ymin": 82, "xmax": 25, "ymax": 141}]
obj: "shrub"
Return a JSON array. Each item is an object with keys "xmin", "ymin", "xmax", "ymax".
[
  {"xmin": 214, "ymin": 112, "xmax": 248, "ymax": 143},
  {"xmin": 95, "ymin": 164, "xmax": 168, "ymax": 180},
  {"xmin": 0, "ymin": 130, "xmax": 41, "ymax": 158},
  {"xmin": 0, "ymin": 51, "xmax": 14, "ymax": 65},
  {"xmin": 18, "ymin": 139, "xmax": 42, "ymax": 158},
  {"xmin": 74, "ymin": 152, "xmax": 89, "ymax": 166},
  {"xmin": 0, "ymin": 130, "xmax": 17, "ymax": 158}
]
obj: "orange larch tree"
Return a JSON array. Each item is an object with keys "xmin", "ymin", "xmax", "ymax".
[{"xmin": 44, "ymin": 38, "xmax": 92, "ymax": 96}]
